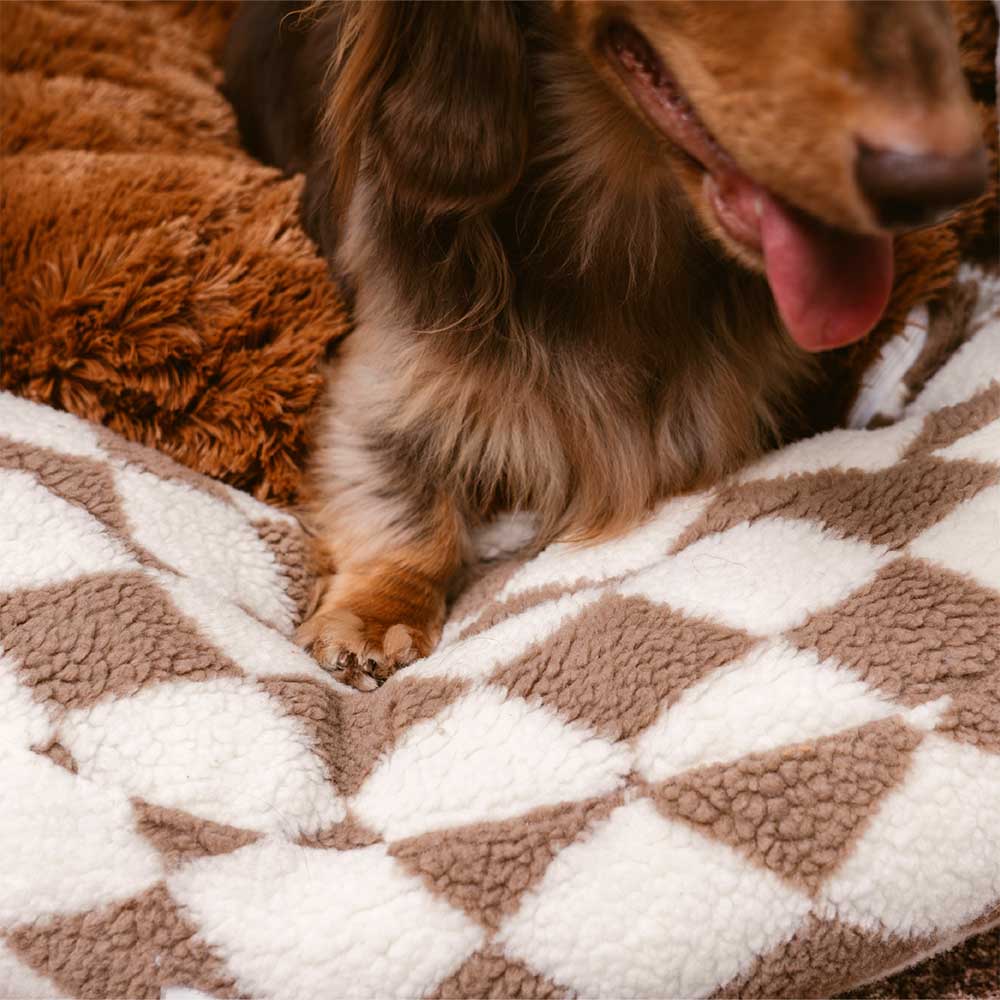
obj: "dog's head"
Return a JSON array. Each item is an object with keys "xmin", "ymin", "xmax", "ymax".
[
  {"xmin": 329, "ymin": 0, "xmax": 988, "ymax": 350},
  {"xmin": 564, "ymin": 0, "xmax": 988, "ymax": 350}
]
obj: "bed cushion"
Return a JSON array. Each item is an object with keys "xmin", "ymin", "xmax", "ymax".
[{"xmin": 1, "ymin": 275, "xmax": 998, "ymax": 997}]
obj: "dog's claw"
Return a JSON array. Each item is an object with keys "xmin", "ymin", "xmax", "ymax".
[
  {"xmin": 296, "ymin": 608, "xmax": 437, "ymax": 693},
  {"xmin": 340, "ymin": 669, "xmax": 378, "ymax": 693}
]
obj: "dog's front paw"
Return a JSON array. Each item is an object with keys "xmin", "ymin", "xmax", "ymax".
[{"xmin": 296, "ymin": 607, "xmax": 437, "ymax": 691}]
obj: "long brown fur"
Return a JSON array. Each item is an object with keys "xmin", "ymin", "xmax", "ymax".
[{"xmin": 222, "ymin": 0, "xmax": 993, "ymax": 688}]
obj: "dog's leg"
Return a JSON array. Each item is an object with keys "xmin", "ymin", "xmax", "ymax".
[{"xmin": 296, "ymin": 396, "xmax": 465, "ymax": 690}]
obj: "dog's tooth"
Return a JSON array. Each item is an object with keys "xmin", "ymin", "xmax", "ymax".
[{"xmin": 754, "ymin": 195, "xmax": 763, "ymax": 217}]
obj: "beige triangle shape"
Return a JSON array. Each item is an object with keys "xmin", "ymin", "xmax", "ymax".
[
  {"xmin": 675, "ymin": 454, "xmax": 997, "ymax": 553},
  {"xmin": 651, "ymin": 717, "xmax": 923, "ymax": 893},
  {"xmin": 0, "ymin": 440, "xmax": 127, "ymax": 536},
  {"xmin": 390, "ymin": 793, "xmax": 621, "ymax": 931},
  {"xmin": 906, "ymin": 382, "xmax": 1000, "ymax": 456},
  {"xmin": 713, "ymin": 913, "xmax": 937, "ymax": 998},
  {"xmin": 429, "ymin": 946, "xmax": 570, "ymax": 999},
  {"xmin": 5, "ymin": 882, "xmax": 238, "ymax": 999},
  {"xmin": 0, "ymin": 570, "xmax": 243, "ymax": 711},
  {"xmin": 789, "ymin": 556, "xmax": 1000, "ymax": 708},
  {"xmin": 297, "ymin": 811, "xmax": 382, "ymax": 850},
  {"xmin": 31, "ymin": 738, "xmax": 78, "ymax": 774},
  {"xmin": 491, "ymin": 593, "xmax": 753, "ymax": 742},
  {"xmin": 132, "ymin": 799, "xmax": 260, "ymax": 868},
  {"xmin": 260, "ymin": 673, "xmax": 469, "ymax": 797}
]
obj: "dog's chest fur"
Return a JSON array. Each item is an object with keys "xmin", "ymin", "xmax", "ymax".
[
  {"xmin": 317, "ymin": 28, "xmax": 817, "ymax": 545},
  {"xmin": 333, "ymin": 240, "xmax": 811, "ymax": 545}
]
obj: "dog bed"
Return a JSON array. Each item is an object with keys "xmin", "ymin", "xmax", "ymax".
[
  {"xmin": 1, "ymin": 2, "xmax": 999, "ymax": 998},
  {"xmin": 1, "ymin": 274, "xmax": 999, "ymax": 1000}
]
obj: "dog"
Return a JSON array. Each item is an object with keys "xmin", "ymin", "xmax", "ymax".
[{"xmin": 224, "ymin": 0, "xmax": 988, "ymax": 690}]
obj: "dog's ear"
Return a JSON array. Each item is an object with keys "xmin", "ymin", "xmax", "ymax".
[{"xmin": 329, "ymin": 0, "xmax": 528, "ymax": 216}]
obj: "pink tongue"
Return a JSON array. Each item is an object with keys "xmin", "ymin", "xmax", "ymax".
[{"xmin": 758, "ymin": 191, "xmax": 894, "ymax": 352}]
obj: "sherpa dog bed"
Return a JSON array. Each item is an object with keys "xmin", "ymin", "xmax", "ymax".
[
  {"xmin": 2, "ymin": 2, "xmax": 1000, "ymax": 998},
  {"xmin": 1, "ymin": 271, "xmax": 999, "ymax": 1000}
]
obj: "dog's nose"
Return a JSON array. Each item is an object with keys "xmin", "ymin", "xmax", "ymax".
[{"xmin": 855, "ymin": 142, "xmax": 989, "ymax": 230}]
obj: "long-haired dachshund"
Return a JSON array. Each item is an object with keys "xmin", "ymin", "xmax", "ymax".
[{"xmin": 224, "ymin": 1, "xmax": 988, "ymax": 690}]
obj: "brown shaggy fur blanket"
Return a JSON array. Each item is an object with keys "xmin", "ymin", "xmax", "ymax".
[
  {"xmin": 0, "ymin": 0, "xmax": 348, "ymax": 505},
  {"xmin": 0, "ymin": 3, "xmax": 997, "ymax": 995}
]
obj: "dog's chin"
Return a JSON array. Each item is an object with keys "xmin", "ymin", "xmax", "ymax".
[{"xmin": 604, "ymin": 22, "xmax": 897, "ymax": 354}]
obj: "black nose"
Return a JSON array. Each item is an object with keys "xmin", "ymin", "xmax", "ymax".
[{"xmin": 855, "ymin": 142, "xmax": 989, "ymax": 230}]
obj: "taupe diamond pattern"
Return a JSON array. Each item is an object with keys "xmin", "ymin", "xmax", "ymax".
[{"xmin": 2, "ymin": 303, "xmax": 999, "ymax": 999}]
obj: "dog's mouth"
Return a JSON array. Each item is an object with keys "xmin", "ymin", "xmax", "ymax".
[{"xmin": 606, "ymin": 23, "xmax": 894, "ymax": 353}]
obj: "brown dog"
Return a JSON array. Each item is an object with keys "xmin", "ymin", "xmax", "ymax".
[{"xmin": 224, "ymin": 1, "xmax": 987, "ymax": 690}]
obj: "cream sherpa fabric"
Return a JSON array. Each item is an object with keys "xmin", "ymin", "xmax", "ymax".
[{"xmin": 1, "ymin": 265, "xmax": 998, "ymax": 999}]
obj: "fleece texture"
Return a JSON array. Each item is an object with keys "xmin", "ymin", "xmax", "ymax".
[
  {"xmin": 1, "ymin": 272, "xmax": 998, "ymax": 999},
  {"xmin": 0, "ymin": 0, "xmax": 349, "ymax": 505}
]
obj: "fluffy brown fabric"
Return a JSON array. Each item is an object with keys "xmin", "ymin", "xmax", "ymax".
[{"xmin": 0, "ymin": 0, "xmax": 349, "ymax": 505}]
